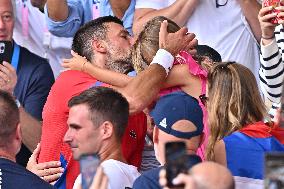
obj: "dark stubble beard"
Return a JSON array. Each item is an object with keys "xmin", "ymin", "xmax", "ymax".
[{"xmin": 105, "ymin": 50, "xmax": 134, "ymax": 74}]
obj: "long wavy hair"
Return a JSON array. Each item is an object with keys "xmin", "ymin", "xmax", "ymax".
[{"xmin": 206, "ymin": 62, "xmax": 271, "ymax": 160}]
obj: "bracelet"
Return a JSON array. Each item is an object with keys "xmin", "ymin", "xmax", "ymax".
[
  {"xmin": 150, "ymin": 49, "xmax": 174, "ymax": 75},
  {"xmin": 81, "ymin": 61, "xmax": 87, "ymax": 72},
  {"xmin": 262, "ymin": 35, "xmax": 275, "ymax": 40}
]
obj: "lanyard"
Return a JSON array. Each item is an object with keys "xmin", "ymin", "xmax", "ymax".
[
  {"xmin": 22, "ymin": 0, "xmax": 29, "ymax": 38},
  {"xmin": 92, "ymin": 0, "xmax": 100, "ymax": 19},
  {"xmin": 11, "ymin": 43, "xmax": 20, "ymax": 71}
]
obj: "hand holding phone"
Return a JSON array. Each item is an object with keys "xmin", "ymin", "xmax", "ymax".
[
  {"xmin": 263, "ymin": 0, "xmax": 284, "ymax": 24},
  {"xmin": 165, "ymin": 141, "xmax": 188, "ymax": 187},
  {"xmin": 265, "ymin": 152, "xmax": 284, "ymax": 189},
  {"xmin": 0, "ymin": 41, "xmax": 13, "ymax": 64},
  {"xmin": 80, "ymin": 154, "xmax": 100, "ymax": 189}
]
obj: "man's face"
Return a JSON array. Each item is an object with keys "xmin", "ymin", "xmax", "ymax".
[
  {"xmin": 0, "ymin": 0, "xmax": 14, "ymax": 41},
  {"xmin": 104, "ymin": 23, "xmax": 133, "ymax": 74},
  {"xmin": 64, "ymin": 104, "xmax": 102, "ymax": 160}
]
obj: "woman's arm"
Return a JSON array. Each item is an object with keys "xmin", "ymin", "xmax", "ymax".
[
  {"xmin": 213, "ymin": 140, "xmax": 227, "ymax": 166},
  {"xmin": 163, "ymin": 64, "xmax": 202, "ymax": 98},
  {"xmin": 62, "ymin": 51, "xmax": 132, "ymax": 87}
]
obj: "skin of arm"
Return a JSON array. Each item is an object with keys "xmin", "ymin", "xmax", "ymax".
[
  {"xmin": 63, "ymin": 55, "xmax": 201, "ymax": 99},
  {"xmin": 46, "ymin": 0, "xmax": 69, "ymax": 21},
  {"xmin": 213, "ymin": 140, "xmax": 227, "ymax": 166},
  {"xmin": 238, "ymin": 0, "xmax": 262, "ymax": 42},
  {"xmin": 19, "ymin": 108, "xmax": 42, "ymax": 151},
  {"xmin": 62, "ymin": 51, "xmax": 131, "ymax": 88},
  {"xmin": 133, "ymin": 0, "xmax": 198, "ymax": 35}
]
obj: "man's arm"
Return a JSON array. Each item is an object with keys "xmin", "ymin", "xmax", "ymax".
[
  {"xmin": 0, "ymin": 62, "xmax": 44, "ymax": 152},
  {"xmin": 133, "ymin": 0, "xmax": 198, "ymax": 35},
  {"xmin": 117, "ymin": 21, "xmax": 197, "ymax": 114},
  {"xmin": 46, "ymin": 0, "xmax": 69, "ymax": 21},
  {"xmin": 238, "ymin": 0, "xmax": 262, "ymax": 42}
]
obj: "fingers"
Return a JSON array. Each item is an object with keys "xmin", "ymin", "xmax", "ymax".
[
  {"xmin": 36, "ymin": 161, "xmax": 62, "ymax": 170},
  {"xmin": 159, "ymin": 169, "xmax": 168, "ymax": 188},
  {"xmin": 159, "ymin": 20, "xmax": 168, "ymax": 49},
  {"xmin": 42, "ymin": 172, "xmax": 63, "ymax": 183},
  {"xmin": 31, "ymin": 143, "xmax": 41, "ymax": 160},
  {"xmin": 90, "ymin": 166, "xmax": 108, "ymax": 189},
  {"xmin": 172, "ymin": 173, "xmax": 196, "ymax": 189},
  {"xmin": 37, "ymin": 166, "xmax": 64, "ymax": 177}
]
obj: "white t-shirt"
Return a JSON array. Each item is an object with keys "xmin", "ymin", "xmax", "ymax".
[
  {"xmin": 13, "ymin": 0, "xmax": 73, "ymax": 78},
  {"xmin": 135, "ymin": 0, "xmax": 261, "ymax": 84},
  {"xmin": 73, "ymin": 159, "xmax": 141, "ymax": 189}
]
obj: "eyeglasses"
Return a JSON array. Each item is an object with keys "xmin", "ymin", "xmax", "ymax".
[
  {"xmin": 199, "ymin": 94, "xmax": 208, "ymax": 106},
  {"xmin": 216, "ymin": 0, "xmax": 228, "ymax": 8}
]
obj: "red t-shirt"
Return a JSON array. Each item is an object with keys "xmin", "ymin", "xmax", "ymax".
[{"xmin": 39, "ymin": 70, "xmax": 146, "ymax": 189}]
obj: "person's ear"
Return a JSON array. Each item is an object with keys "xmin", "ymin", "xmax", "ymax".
[
  {"xmin": 92, "ymin": 40, "xmax": 107, "ymax": 53},
  {"xmin": 198, "ymin": 132, "xmax": 205, "ymax": 147},
  {"xmin": 101, "ymin": 121, "xmax": 113, "ymax": 140},
  {"xmin": 153, "ymin": 126, "xmax": 159, "ymax": 144},
  {"xmin": 15, "ymin": 123, "xmax": 22, "ymax": 142}
]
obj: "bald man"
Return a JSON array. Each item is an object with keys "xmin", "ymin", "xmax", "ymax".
[{"xmin": 160, "ymin": 162, "xmax": 235, "ymax": 189}]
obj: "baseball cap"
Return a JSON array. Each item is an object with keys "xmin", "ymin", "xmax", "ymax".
[{"xmin": 150, "ymin": 91, "xmax": 203, "ymax": 139}]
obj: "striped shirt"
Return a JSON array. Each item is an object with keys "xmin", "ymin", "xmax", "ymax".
[{"xmin": 259, "ymin": 24, "xmax": 284, "ymax": 117}]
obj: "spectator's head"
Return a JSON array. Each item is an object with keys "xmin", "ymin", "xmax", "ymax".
[
  {"xmin": 0, "ymin": 90, "xmax": 21, "ymax": 159},
  {"xmin": 72, "ymin": 16, "xmax": 133, "ymax": 74},
  {"xmin": 64, "ymin": 87, "xmax": 129, "ymax": 160},
  {"xmin": 206, "ymin": 62, "xmax": 269, "ymax": 160},
  {"xmin": 150, "ymin": 91, "xmax": 204, "ymax": 165},
  {"xmin": 0, "ymin": 0, "xmax": 15, "ymax": 41},
  {"xmin": 190, "ymin": 162, "xmax": 235, "ymax": 189},
  {"xmin": 132, "ymin": 16, "xmax": 221, "ymax": 73}
]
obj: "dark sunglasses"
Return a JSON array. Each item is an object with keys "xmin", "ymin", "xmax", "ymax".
[{"xmin": 199, "ymin": 94, "xmax": 209, "ymax": 106}]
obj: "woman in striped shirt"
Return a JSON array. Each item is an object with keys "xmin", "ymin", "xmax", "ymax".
[{"xmin": 258, "ymin": 2, "xmax": 284, "ymax": 117}]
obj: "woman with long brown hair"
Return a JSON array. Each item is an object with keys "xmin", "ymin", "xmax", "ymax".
[{"xmin": 206, "ymin": 62, "xmax": 284, "ymax": 188}]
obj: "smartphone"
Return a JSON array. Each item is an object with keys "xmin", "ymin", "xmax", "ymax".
[
  {"xmin": 0, "ymin": 41, "xmax": 13, "ymax": 64},
  {"xmin": 264, "ymin": 0, "xmax": 282, "ymax": 24},
  {"xmin": 80, "ymin": 154, "xmax": 100, "ymax": 189},
  {"xmin": 265, "ymin": 152, "xmax": 284, "ymax": 189},
  {"xmin": 165, "ymin": 141, "xmax": 188, "ymax": 187}
]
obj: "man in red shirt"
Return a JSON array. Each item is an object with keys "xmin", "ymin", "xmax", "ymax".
[{"xmin": 28, "ymin": 16, "xmax": 195, "ymax": 189}]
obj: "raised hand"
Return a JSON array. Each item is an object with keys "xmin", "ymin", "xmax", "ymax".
[
  {"xmin": 26, "ymin": 143, "xmax": 64, "ymax": 184},
  {"xmin": 258, "ymin": 3, "xmax": 278, "ymax": 40},
  {"xmin": 159, "ymin": 20, "xmax": 198, "ymax": 56},
  {"xmin": 0, "ymin": 62, "xmax": 17, "ymax": 94},
  {"xmin": 62, "ymin": 50, "xmax": 89, "ymax": 72}
]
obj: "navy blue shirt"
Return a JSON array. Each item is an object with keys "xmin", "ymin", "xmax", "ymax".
[
  {"xmin": 0, "ymin": 158, "xmax": 55, "ymax": 189},
  {"xmin": 133, "ymin": 155, "xmax": 202, "ymax": 189},
  {"xmin": 14, "ymin": 45, "xmax": 54, "ymax": 166}
]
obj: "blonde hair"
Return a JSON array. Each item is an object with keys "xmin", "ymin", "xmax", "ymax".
[
  {"xmin": 206, "ymin": 62, "xmax": 270, "ymax": 160},
  {"xmin": 132, "ymin": 16, "xmax": 180, "ymax": 73}
]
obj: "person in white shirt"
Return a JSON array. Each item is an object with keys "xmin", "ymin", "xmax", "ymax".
[
  {"xmin": 133, "ymin": 0, "xmax": 262, "ymax": 85},
  {"xmin": 13, "ymin": 0, "xmax": 72, "ymax": 78},
  {"xmin": 63, "ymin": 87, "xmax": 141, "ymax": 189}
]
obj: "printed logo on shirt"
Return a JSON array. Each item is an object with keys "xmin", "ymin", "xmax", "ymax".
[{"xmin": 159, "ymin": 118, "xmax": 167, "ymax": 128}]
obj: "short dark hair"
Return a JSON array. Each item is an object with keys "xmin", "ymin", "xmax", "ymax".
[
  {"xmin": 0, "ymin": 90, "xmax": 19, "ymax": 146},
  {"xmin": 68, "ymin": 87, "xmax": 129, "ymax": 141},
  {"xmin": 72, "ymin": 16, "xmax": 123, "ymax": 62}
]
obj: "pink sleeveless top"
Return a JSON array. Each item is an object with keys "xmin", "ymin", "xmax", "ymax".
[{"xmin": 159, "ymin": 51, "xmax": 209, "ymax": 160}]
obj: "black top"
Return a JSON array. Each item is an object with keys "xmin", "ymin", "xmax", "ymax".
[{"xmin": 0, "ymin": 158, "xmax": 55, "ymax": 189}]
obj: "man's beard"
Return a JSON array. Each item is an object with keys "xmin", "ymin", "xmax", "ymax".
[{"xmin": 105, "ymin": 51, "xmax": 134, "ymax": 74}]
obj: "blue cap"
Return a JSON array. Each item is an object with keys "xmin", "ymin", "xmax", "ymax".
[{"xmin": 150, "ymin": 91, "xmax": 203, "ymax": 139}]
